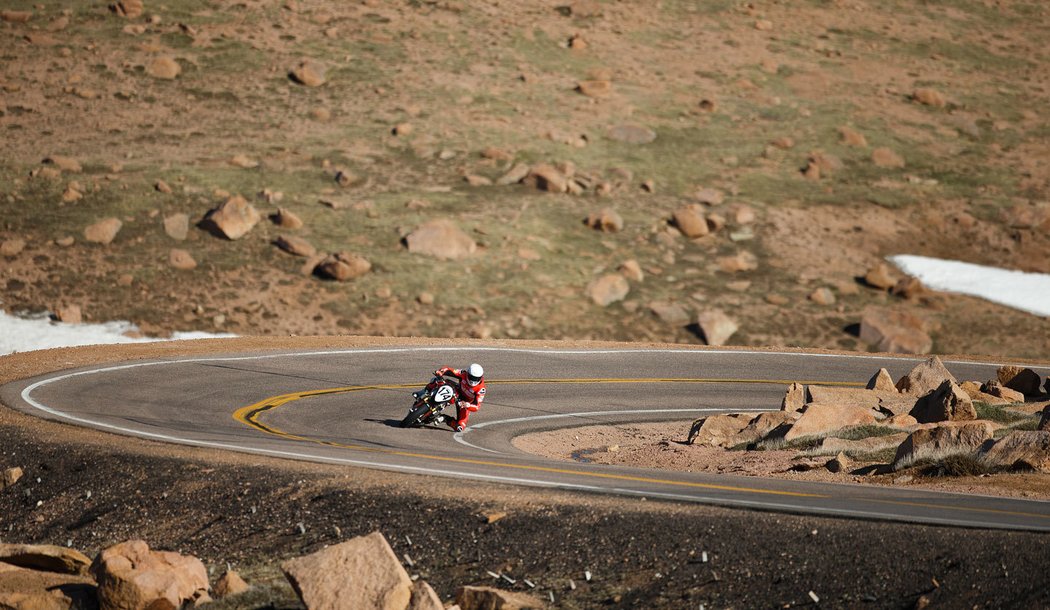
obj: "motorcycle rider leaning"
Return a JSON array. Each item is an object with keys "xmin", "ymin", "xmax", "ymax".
[{"xmin": 415, "ymin": 363, "xmax": 486, "ymax": 432}]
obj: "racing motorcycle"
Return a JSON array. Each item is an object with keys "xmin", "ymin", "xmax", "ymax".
[{"xmin": 400, "ymin": 375, "xmax": 458, "ymax": 428}]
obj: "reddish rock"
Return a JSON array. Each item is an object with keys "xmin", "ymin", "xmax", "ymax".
[
  {"xmin": 281, "ymin": 532, "xmax": 412, "ymax": 610},
  {"xmin": 214, "ymin": 571, "xmax": 250, "ymax": 598},
  {"xmin": 839, "ymin": 126, "xmax": 867, "ymax": 147},
  {"xmin": 718, "ymin": 251, "xmax": 758, "ymax": 273},
  {"xmin": 687, "ymin": 413, "xmax": 752, "ymax": 447},
  {"xmin": 275, "ymin": 235, "xmax": 316, "ymax": 258},
  {"xmin": 672, "ymin": 205, "xmax": 709, "ymax": 238},
  {"xmin": 290, "ymin": 61, "xmax": 326, "ymax": 87},
  {"xmin": 863, "ymin": 262, "xmax": 897, "ymax": 289},
  {"xmin": 271, "ymin": 208, "xmax": 304, "ymax": 229},
  {"xmin": 858, "ymin": 309, "xmax": 932, "ymax": 354},
  {"xmin": 959, "ymin": 381, "xmax": 1009, "ymax": 405},
  {"xmin": 55, "ymin": 305, "xmax": 82, "ymax": 324},
  {"xmin": 781, "ymin": 383, "xmax": 806, "ymax": 412},
  {"xmin": 806, "ymin": 386, "xmax": 884, "ymax": 410},
  {"xmin": 110, "ymin": 0, "xmax": 143, "ymax": 18},
  {"xmin": 408, "ymin": 581, "xmax": 443, "ymax": 610},
  {"xmin": 405, "ymin": 220, "xmax": 477, "ymax": 261},
  {"xmin": 872, "ymin": 147, "xmax": 905, "ymax": 168},
  {"xmin": 695, "ymin": 310, "xmax": 738, "ymax": 346},
  {"xmin": 524, "ymin": 164, "xmax": 568, "ymax": 193},
  {"xmin": 163, "ymin": 213, "xmax": 189, "ymax": 241},
  {"xmin": 168, "ymin": 248, "xmax": 197, "ymax": 270},
  {"xmin": 455, "ymin": 586, "xmax": 545, "ymax": 610},
  {"xmin": 980, "ymin": 382, "xmax": 1025, "ymax": 404},
  {"xmin": 866, "ymin": 368, "xmax": 897, "ymax": 392},
  {"xmin": 890, "ymin": 277, "xmax": 927, "ymax": 301},
  {"xmin": 910, "ymin": 380, "xmax": 976, "ymax": 424},
  {"xmin": 893, "ymin": 421, "xmax": 994, "ymax": 467},
  {"xmin": 147, "ymin": 56, "xmax": 181, "ymax": 80},
  {"xmin": 585, "ymin": 208, "xmax": 623, "ymax": 232},
  {"xmin": 586, "ymin": 274, "xmax": 629, "ymax": 307},
  {"xmin": 912, "ymin": 88, "xmax": 947, "ymax": 108},
  {"xmin": 315, "ymin": 252, "xmax": 371, "ymax": 281},
  {"xmin": 980, "ymin": 431, "xmax": 1050, "ymax": 473},
  {"xmin": 84, "ymin": 218, "xmax": 122, "ymax": 244},
  {"xmin": 808, "ymin": 287, "xmax": 835, "ymax": 306},
  {"xmin": 576, "ymin": 79, "xmax": 611, "ymax": 97},
  {"xmin": 996, "ymin": 366, "xmax": 1043, "ymax": 397},
  {"xmin": 1, "ymin": 238, "xmax": 26, "ymax": 257},
  {"xmin": 2, "ymin": 466, "xmax": 23, "ymax": 488},
  {"xmin": 0, "ymin": 544, "xmax": 91, "ymax": 575},
  {"xmin": 619, "ymin": 259, "xmax": 644, "ymax": 282},
  {"xmin": 896, "ymin": 356, "xmax": 957, "ymax": 396},
  {"xmin": 783, "ymin": 404, "xmax": 878, "ymax": 441},
  {"xmin": 201, "ymin": 195, "xmax": 261, "ymax": 240},
  {"xmin": 741, "ymin": 411, "xmax": 800, "ymax": 442},
  {"xmin": 43, "ymin": 155, "xmax": 82, "ymax": 173},
  {"xmin": 91, "ymin": 540, "xmax": 209, "ymax": 610}
]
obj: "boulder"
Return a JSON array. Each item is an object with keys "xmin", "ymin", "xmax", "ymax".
[
  {"xmin": 866, "ymin": 368, "xmax": 897, "ymax": 392},
  {"xmin": 201, "ymin": 195, "xmax": 260, "ymax": 240},
  {"xmin": 408, "ymin": 581, "xmax": 443, "ymax": 610},
  {"xmin": 524, "ymin": 164, "xmax": 568, "ymax": 193},
  {"xmin": 959, "ymin": 381, "xmax": 1009, "ymax": 405},
  {"xmin": 111, "ymin": 0, "xmax": 143, "ymax": 18},
  {"xmin": 2, "ymin": 467, "xmax": 23, "ymax": 488},
  {"xmin": 163, "ymin": 213, "xmax": 189, "ymax": 241},
  {"xmin": 290, "ymin": 61, "xmax": 326, "ymax": 87},
  {"xmin": 281, "ymin": 531, "xmax": 412, "ymax": 610},
  {"xmin": 996, "ymin": 366, "xmax": 1042, "ymax": 397},
  {"xmin": 672, "ymin": 205, "xmax": 709, "ymax": 238},
  {"xmin": 980, "ymin": 381, "xmax": 1025, "ymax": 404},
  {"xmin": 912, "ymin": 88, "xmax": 947, "ymax": 108},
  {"xmin": 783, "ymin": 404, "xmax": 878, "ymax": 441},
  {"xmin": 619, "ymin": 259, "xmax": 644, "ymax": 282},
  {"xmin": 717, "ymin": 251, "xmax": 758, "ymax": 273},
  {"xmin": 275, "ymin": 235, "xmax": 316, "ymax": 258},
  {"xmin": 91, "ymin": 540, "xmax": 209, "ymax": 610},
  {"xmin": 84, "ymin": 218, "xmax": 123, "ymax": 244},
  {"xmin": 147, "ymin": 56, "xmax": 181, "ymax": 80},
  {"xmin": 980, "ymin": 431, "xmax": 1050, "ymax": 473},
  {"xmin": 1, "ymin": 238, "xmax": 26, "ymax": 257},
  {"xmin": 585, "ymin": 208, "xmax": 623, "ymax": 232},
  {"xmin": 43, "ymin": 155, "xmax": 82, "ymax": 173},
  {"xmin": 825, "ymin": 452, "xmax": 851, "ymax": 473},
  {"xmin": 1039, "ymin": 406, "xmax": 1050, "ymax": 432},
  {"xmin": 910, "ymin": 380, "xmax": 975, "ymax": 424},
  {"xmin": 586, "ymin": 274, "xmax": 629, "ymax": 307},
  {"xmin": 686, "ymin": 413, "xmax": 752, "ymax": 447},
  {"xmin": 0, "ymin": 591, "xmax": 72, "ymax": 610},
  {"xmin": 883, "ymin": 414, "xmax": 919, "ymax": 428},
  {"xmin": 315, "ymin": 252, "xmax": 371, "ymax": 281},
  {"xmin": 895, "ymin": 356, "xmax": 956, "ymax": 396},
  {"xmin": 877, "ymin": 395, "xmax": 919, "ymax": 417},
  {"xmin": 54, "ymin": 305, "xmax": 82, "ymax": 324},
  {"xmin": 271, "ymin": 208, "xmax": 304, "ymax": 229},
  {"xmin": 405, "ymin": 220, "xmax": 477, "ymax": 261},
  {"xmin": 893, "ymin": 421, "xmax": 994, "ymax": 467},
  {"xmin": 781, "ymin": 383, "xmax": 806, "ymax": 412},
  {"xmin": 648, "ymin": 302, "xmax": 689, "ymax": 325},
  {"xmin": 455, "ymin": 586, "xmax": 545, "ymax": 610},
  {"xmin": 806, "ymin": 386, "xmax": 884, "ymax": 410},
  {"xmin": 694, "ymin": 310, "xmax": 737, "ymax": 346},
  {"xmin": 863, "ymin": 262, "xmax": 897, "ymax": 290},
  {"xmin": 859, "ymin": 309, "xmax": 932, "ymax": 354},
  {"xmin": 213, "ymin": 571, "xmax": 250, "ymax": 598},
  {"xmin": 168, "ymin": 248, "xmax": 197, "ymax": 270},
  {"xmin": 0, "ymin": 544, "xmax": 90, "ymax": 575},
  {"xmin": 740, "ymin": 411, "xmax": 799, "ymax": 442},
  {"xmin": 496, "ymin": 163, "xmax": 531, "ymax": 186}
]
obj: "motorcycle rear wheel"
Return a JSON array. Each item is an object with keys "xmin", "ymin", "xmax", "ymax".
[{"xmin": 401, "ymin": 403, "xmax": 433, "ymax": 428}]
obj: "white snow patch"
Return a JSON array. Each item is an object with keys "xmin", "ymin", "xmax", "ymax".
[
  {"xmin": 0, "ymin": 310, "xmax": 235, "ymax": 356},
  {"xmin": 889, "ymin": 255, "xmax": 1050, "ymax": 317}
]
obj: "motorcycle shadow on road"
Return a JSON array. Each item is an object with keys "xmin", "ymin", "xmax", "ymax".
[{"xmin": 364, "ymin": 417, "xmax": 451, "ymax": 432}]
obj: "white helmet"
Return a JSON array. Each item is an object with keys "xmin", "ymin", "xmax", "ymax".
[{"xmin": 467, "ymin": 363, "xmax": 484, "ymax": 386}]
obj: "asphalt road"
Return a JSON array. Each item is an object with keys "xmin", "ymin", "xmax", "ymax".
[{"xmin": 4, "ymin": 345, "xmax": 1050, "ymax": 532}]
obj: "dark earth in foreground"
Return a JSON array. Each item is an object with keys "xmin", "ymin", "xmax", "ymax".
[{"xmin": 2, "ymin": 415, "xmax": 1049, "ymax": 609}]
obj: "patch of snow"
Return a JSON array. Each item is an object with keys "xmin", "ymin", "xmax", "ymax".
[
  {"xmin": 0, "ymin": 310, "xmax": 235, "ymax": 356},
  {"xmin": 889, "ymin": 255, "xmax": 1050, "ymax": 317}
]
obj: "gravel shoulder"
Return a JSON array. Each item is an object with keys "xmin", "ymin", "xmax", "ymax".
[{"xmin": 2, "ymin": 338, "xmax": 1050, "ymax": 608}]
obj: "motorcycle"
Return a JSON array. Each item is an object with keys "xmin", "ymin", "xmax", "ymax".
[{"xmin": 401, "ymin": 375, "xmax": 458, "ymax": 428}]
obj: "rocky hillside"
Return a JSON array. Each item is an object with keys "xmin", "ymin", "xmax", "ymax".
[{"xmin": 1, "ymin": 1, "xmax": 1049, "ymax": 356}]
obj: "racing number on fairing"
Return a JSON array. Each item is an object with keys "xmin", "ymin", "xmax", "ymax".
[{"xmin": 434, "ymin": 385, "xmax": 455, "ymax": 403}]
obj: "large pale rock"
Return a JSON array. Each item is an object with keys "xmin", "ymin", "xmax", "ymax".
[
  {"xmin": 91, "ymin": 540, "xmax": 209, "ymax": 610},
  {"xmin": 586, "ymin": 274, "xmax": 629, "ymax": 306},
  {"xmin": 781, "ymin": 383, "xmax": 806, "ymax": 412},
  {"xmin": 314, "ymin": 252, "xmax": 371, "ymax": 281},
  {"xmin": 405, "ymin": 220, "xmax": 477, "ymax": 261},
  {"xmin": 959, "ymin": 381, "xmax": 1009, "ymax": 405},
  {"xmin": 893, "ymin": 421, "xmax": 995, "ymax": 466},
  {"xmin": 672, "ymin": 204, "xmax": 709, "ymax": 238},
  {"xmin": 147, "ymin": 56, "xmax": 181, "ymax": 80},
  {"xmin": 275, "ymin": 235, "xmax": 316, "ymax": 258},
  {"xmin": 877, "ymin": 395, "xmax": 920, "ymax": 417},
  {"xmin": 408, "ymin": 581, "xmax": 443, "ymax": 610},
  {"xmin": 895, "ymin": 356, "xmax": 956, "ymax": 396},
  {"xmin": 740, "ymin": 411, "xmax": 799, "ymax": 443},
  {"xmin": 201, "ymin": 196, "xmax": 260, "ymax": 240},
  {"xmin": 910, "ymin": 380, "xmax": 976, "ymax": 424},
  {"xmin": 281, "ymin": 531, "xmax": 412, "ymax": 610},
  {"xmin": 806, "ymin": 386, "xmax": 884, "ymax": 410},
  {"xmin": 686, "ymin": 413, "xmax": 752, "ymax": 447},
  {"xmin": 2, "ymin": 467, "xmax": 24, "ymax": 488},
  {"xmin": 863, "ymin": 262, "xmax": 897, "ymax": 290},
  {"xmin": 0, "ymin": 591, "xmax": 72, "ymax": 610},
  {"xmin": 1, "ymin": 238, "xmax": 25, "ymax": 257},
  {"xmin": 290, "ymin": 61, "xmax": 326, "ymax": 87},
  {"xmin": 455, "ymin": 586, "xmax": 545, "ymax": 610},
  {"xmin": 980, "ymin": 431, "xmax": 1050, "ymax": 473},
  {"xmin": 84, "ymin": 218, "xmax": 123, "ymax": 244},
  {"xmin": 648, "ymin": 302, "xmax": 689, "ymax": 325},
  {"xmin": 0, "ymin": 545, "xmax": 90, "ymax": 575},
  {"xmin": 859, "ymin": 309, "xmax": 931, "ymax": 354},
  {"xmin": 866, "ymin": 368, "xmax": 896, "ymax": 392},
  {"xmin": 695, "ymin": 310, "xmax": 737, "ymax": 346},
  {"xmin": 981, "ymin": 382, "xmax": 1025, "ymax": 404},
  {"xmin": 524, "ymin": 164, "xmax": 568, "ymax": 193},
  {"xmin": 782, "ymin": 403, "xmax": 878, "ymax": 441},
  {"xmin": 163, "ymin": 213, "xmax": 189, "ymax": 241},
  {"xmin": 996, "ymin": 366, "xmax": 1042, "ymax": 397},
  {"xmin": 213, "ymin": 571, "xmax": 250, "ymax": 598}
]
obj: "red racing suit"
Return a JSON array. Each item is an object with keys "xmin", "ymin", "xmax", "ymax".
[{"xmin": 429, "ymin": 365, "xmax": 486, "ymax": 429}]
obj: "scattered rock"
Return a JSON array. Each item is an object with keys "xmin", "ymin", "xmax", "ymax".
[
  {"xmin": 698, "ymin": 99, "xmax": 717, "ymax": 113},
  {"xmin": 695, "ymin": 187, "xmax": 725, "ymax": 206},
  {"xmin": 619, "ymin": 260, "xmax": 644, "ymax": 282},
  {"xmin": 872, "ymin": 147, "xmax": 905, "ymax": 168},
  {"xmin": 807, "ymin": 386, "xmax": 884, "ymax": 410},
  {"xmin": 91, "ymin": 540, "xmax": 209, "ymax": 610},
  {"xmin": 497, "ymin": 163, "xmax": 531, "ymax": 186},
  {"xmin": 884, "ymin": 414, "xmax": 919, "ymax": 428},
  {"xmin": 839, "ymin": 126, "xmax": 867, "ymax": 147},
  {"xmin": 393, "ymin": 123, "xmax": 413, "ymax": 136},
  {"xmin": 672, "ymin": 204, "xmax": 709, "ymax": 238},
  {"xmin": 864, "ymin": 262, "xmax": 897, "ymax": 290},
  {"xmin": 890, "ymin": 277, "xmax": 927, "ymax": 301},
  {"xmin": 281, "ymin": 532, "xmax": 412, "ymax": 610},
  {"xmin": 213, "ymin": 571, "xmax": 250, "ymax": 599},
  {"xmin": 911, "ymin": 380, "xmax": 976, "ymax": 424},
  {"xmin": 62, "ymin": 183, "xmax": 84, "ymax": 203},
  {"xmin": 825, "ymin": 452, "xmax": 851, "ymax": 473},
  {"xmin": 2, "ymin": 467, "xmax": 23, "ymax": 488},
  {"xmin": 585, "ymin": 208, "xmax": 623, "ymax": 232},
  {"xmin": 576, "ymin": 79, "xmax": 611, "ymax": 97},
  {"xmin": 55, "ymin": 305, "xmax": 82, "ymax": 324},
  {"xmin": 1, "ymin": 10, "xmax": 33, "ymax": 23},
  {"xmin": 732, "ymin": 205, "xmax": 756, "ymax": 225},
  {"xmin": 717, "ymin": 251, "xmax": 758, "ymax": 273},
  {"xmin": 0, "ymin": 544, "xmax": 90, "ymax": 575},
  {"xmin": 695, "ymin": 310, "xmax": 738, "ymax": 346},
  {"xmin": 230, "ymin": 154, "xmax": 259, "ymax": 169},
  {"xmin": 783, "ymin": 404, "xmax": 878, "ymax": 441},
  {"xmin": 808, "ymin": 287, "xmax": 835, "ymax": 306},
  {"xmin": 754, "ymin": 19, "xmax": 773, "ymax": 31},
  {"xmin": 981, "ymin": 382, "xmax": 1025, "ymax": 404},
  {"xmin": 84, "ymin": 218, "xmax": 122, "ymax": 244},
  {"xmin": 769, "ymin": 136, "xmax": 794, "ymax": 150},
  {"xmin": 464, "ymin": 174, "xmax": 492, "ymax": 186},
  {"xmin": 110, "ymin": 0, "xmax": 143, "ymax": 18},
  {"xmin": 996, "ymin": 366, "xmax": 1043, "ymax": 397},
  {"xmin": 315, "ymin": 252, "xmax": 371, "ymax": 281},
  {"xmin": 290, "ymin": 61, "xmax": 326, "ymax": 87},
  {"xmin": 524, "ymin": 164, "xmax": 568, "ymax": 193},
  {"xmin": 408, "ymin": 581, "xmax": 444, "ymax": 610},
  {"xmin": 649, "ymin": 302, "xmax": 690, "ymax": 325},
  {"xmin": 781, "ymin": 383, "xmax": 806, "ymax": 412},
  {"xmin": 417, "ymin": 292, "xmax": 435, "ymax": 306},
  {"xmin": 587, "ymin": 274, "xmax": 629, "ymax": 307},
  {"xmin": 455, "ymin": 586, "xmax": 545, "ymax": 610},
  {"xmin": 271, "ymin": 208, "xmax": 303, "ymax": 229},
  {"xmin": 606, "ymin": 124, "xmax": 656, "ymax": 144},
  {"xmin": 867, "ymin": 368, "xmax": 897, "ymax": 392},
  {"xmin": 959, "ymin": 381, "xmax": 1009, "ymax": 405},
  {"xmin": 275, "ymin": 235, "xmax": 316, "ymax": 258},
  {"xmin": 687, "ymin": 413, "xmax": 753, "ymax": 447},
  {"xmin": 168, "ymin": 248, "xmax": 197, "ymax": 270},
  {"xmin": 1, "ymin": 238, "xmax": 26, "ymax": 257},
  {"xmin": 912, "ymin": 88, "xmax": 947, "ymax": 108},
  {"xmin": 405, "ymin": 220, "xmax": 477, "ymax": 261},
  {"xmin": 163, "ymin": 213, "xmax": 189, "ymax": 241},
  {"xmin": 147, "ymin": 56, "xmax": 181, "ymax": 80},
  {"xmin": 896, "ymin": 356, "xmax": 957, "ymax": 396},
  {"xmin": 980, "ymin": 431, "xmax": 1050, "ymax": 473},
  {"xmin": 893, "ymin": 421, "xmax": 994, "ymax": 467},
  {"xmin": 741, "ymin": 411, "xmax": 800, "ymax": 441},
  {"xmin": 858, "ymin": 308, "xmax": 932, "ymax": 354},
  {"xmin": 43, "ymin": 156, "xmax": 82, "ymax": 173},
  {"xmin": 200, "ymin": 195, "xmax": 260, "ymax": 240},
  {"xmin": 154, "ymin": 179, "xmax": 172, "ymax": 194}
]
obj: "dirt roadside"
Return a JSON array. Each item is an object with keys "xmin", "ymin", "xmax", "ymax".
[{"xmin": 1, "ymin": 338, "xmax": 1050, "ymax": 608}]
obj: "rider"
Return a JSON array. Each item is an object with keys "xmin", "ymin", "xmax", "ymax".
[{"xmin": 415, "ymin": 363, "xmax": 486, "ymax": 432}]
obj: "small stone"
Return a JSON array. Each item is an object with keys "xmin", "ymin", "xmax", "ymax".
[
  {"xmin": 695, "ymin": 187, "xmax": 725, "ymax": 206},
  {"xmin": 275, "ymin": 235, "xmax": 316, "ymax": 257},
  {"xmin": 230, "ymin": 154, "xmax": 259, "ymax": 169},
  {"xmin": 147, "ymin": 56, "xmax": 181, "ymax": 80},
  {"xmin": 464, "ymin": 174, "xmax": 492, "ymax": 186},
  {"xmin": 872, "ymin": 147, "xmax": 905, "ymax": 168},
  {"xmin": 769, "ymin": 136, "xmax": 794, "ymax": 150},
  {"xmin": 864, "ymin": 262, "xmax": 897, "ymax": 290},
  {"xmin": 754, "ymin": 19, "xmax": 773, "ymax": 31},
  {"xmin": 619, "ymin": 259, "xmax": 644, "ymax": 282},
  {"xmin": 497, "ymin": 163, "xmax": 531, "ymax": 186},
  {"xmin": 587, "ymin": 274, "xmax": 629, "ymax": 307},
  {"xmin": 84, "ymin": 218, "xmax": 122, "ymax": 244},
  {"xmin": 695, "ymin": 310, "xmax": 738, "ymax": 346},
  {"xmin": 290, "ymin": 61, "xmax": 326, "ymax": 87},
  {"xmin": 271, "ymin": 208, "xmax": 303, "ymax": 229},
  {"xmin": 1, "ymin": 11, "xmax": 33, "ymax": 23},
  {"xmin": 55, "ymin": 305, "xmax": 82, "ymax": 324},
  {"xmin": 912, "ymin": 88, "xmax": 946, "ymax": 108},
  {"xmin": 585, "ymin": 208, "xmax": 623, "ymax": 232},
  {"xmin": 155, "ymin": 179, "xmax": 172, "ymax": 193},
  {"xmin": 310, "ymin": 107, "xmax": 331, "ymax": 121},
  {"xmin": 169, "ymin": 248, "xmax": 197, "ymax": 270},
  {"xmin": 2, "ymin": 467, "xmax": 23, "ymax": 488},
  {"xmin": 649, "ymin": 302, "xmax": 690, "ymax": 325},
  {"xmin": 43, "ymin": 155, "xmax": 82, "ymax": 173},
  {"xmin": 110, "ymin": 0, "xmax": 143, "ymax": 18},
  {"xmin": 576, "ymin": 79, "xmax": 612, "ymax": 97},
  {"xmin": 1, "ymin": 239, "xmax": 26, "ymax": 257},
  {"xmin": 393, "ymin": 123, "xmax": 413, "ymax": 136},
  {"xmin": 718, "ymin": 251, "xmax": 759, "ymax": 273},
  {"xmin": 314, "ymin": 252, "xmax": 371, "ymax": 281},
  {"xmin": 418, "ymin": 292, "xmax": 435, "ymax": 305},
  {"xmin": 163, "ymin": 213, "xmax": 189, "ymax": 241},
  {"xmin": 808, "ymin": 287, "xmax": 836, "ymax": 305},
  {"xmin": 214, "ymin": 571, "xmax": 250, "ymax": 599},
  {"xmin": 673, "ymin": 204, "xmax": 709, "ymax": 238},
  {"xmin": 839, "ymin": 126, "xmax": 868, "ymax": 147}
]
